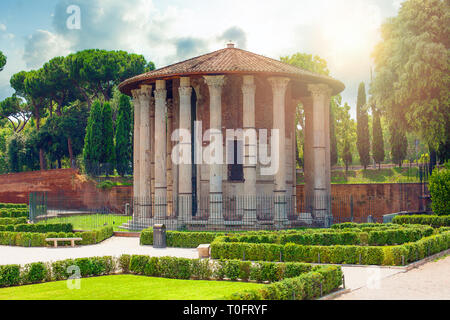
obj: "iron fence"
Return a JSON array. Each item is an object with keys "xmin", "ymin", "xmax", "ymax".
[{"xmin": 28, "ymin": 191, "xmax": 415, "ymax": 231}]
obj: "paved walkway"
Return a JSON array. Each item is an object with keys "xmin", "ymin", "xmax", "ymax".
[
  {"xmin": 336, "ymin": 255, "xmax": 450, "ymax": 300},
  {"xmin": 0, "ymin": 237, "xmax": 198, "ymax": 265}
]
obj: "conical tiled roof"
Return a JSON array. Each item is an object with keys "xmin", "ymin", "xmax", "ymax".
[{"xmin": 119, "ymin": 45, "xmax": 345, "ymax": 95}]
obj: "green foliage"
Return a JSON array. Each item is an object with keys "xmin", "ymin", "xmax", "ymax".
[
  {"xmin": 115, "ymin": 94, "xmax": 133, "ymax": 176},
  {"xmin": 393, "ymin": 215, "xmax": 450, "ymax": 227},
  {"xmin": 21, "ymin": 262, "xmax": 48, "ymax": 284},
  {"xmin": 390, "ymin": 124, "xmax": 408, "ymax": 167},
  {"xmin": 356, "ymin": 82, "xmax": 370, "ymax": 169},
  {"xmin": 0, "ymin": 51, "xmax": 6, "ymax": 72},
  {"xmin": 372, "ymin": 107, "xmax": 385, "ymax": 167},
  {"xmin": 0, "ymin": 265, "xmax": 20, "ymax": 287},
  {"xmin": 429, "ymin": 166, "xmax": 450, "ymax": 215},
  {"xmin": 100, "ymin": 102, "xmax": 115, "ymax": 173},
  {"xmin": 140, "ymin": 229, "xmax": 219, "ymax": 248},
  {"xmin": 83, "ymin": 100, "xmax": 103, "ymax": 174},
  {"xmin": 371, "ymin": 0, "xmax": 449, "ymax": 150}
]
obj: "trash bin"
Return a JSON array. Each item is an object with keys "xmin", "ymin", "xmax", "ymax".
[{"xmin": 153, "ymin": 224, "xmax": 166, "ymax": 248}]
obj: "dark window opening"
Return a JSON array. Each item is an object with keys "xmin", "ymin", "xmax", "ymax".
[{"xmin": 228, "ymin": 139, "xmax": 244, "ymax": 181}]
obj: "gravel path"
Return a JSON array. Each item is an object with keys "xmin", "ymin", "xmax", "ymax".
[
  {"xmin": 336, "ymin": 255, "xmax": 450, "ymax": 300},
  {"xmin": 0, "ymin": 237, "xmax": 198, "ymax": 265}
]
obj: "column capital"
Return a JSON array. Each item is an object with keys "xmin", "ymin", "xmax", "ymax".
[
  {"xmin": 154, "ymin": 88, "xmax": 167, "ymax": 101},
  {"xmin": 131, "ymin": 89, "xmax": 141, "ymax": 101},
  {"xmin": 307, "ymin": 84, "xmax": 332, "ymax": 98},
  {"xmin": 242, "ymin": 75, "xmax": 256, "ymax": 95},
  {"xmin": 268, "ymin": 77, "xmax": 290, "ymax": 93},
  {"xmin": 139, "ymin": 85, "xmax": 153, "ymax": 104},
  {"xmin": 178, "ymin": 86, "xmax": 193, "ymax": 97},
  {"xmin": 204, "ymin": 75, "xmax": 226, "ymax": 89}
]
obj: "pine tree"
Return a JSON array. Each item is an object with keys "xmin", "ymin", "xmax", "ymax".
[
  {"xmin": 372, "ymin": 105, "xmax": 385, "ymax": 169},
  {"xmin": 390, "ymin": 124, "xmax": 407, "ymax": 167},
  {"xmin": 356, "ymin": 82, "xmax": 370, "ymax": 169},
  {"xmin": 115, "ymin": 94, "xmax": 133, "ymax": 176},
  {"xmin": 83, "ymin": 100, "xmax": 103, "ymax": 175},
  {"xmin": 100, "ymin": 101, "xmax": 115, "ymax": 175}
]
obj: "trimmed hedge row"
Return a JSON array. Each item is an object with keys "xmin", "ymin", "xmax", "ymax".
[
  {"xmin": 211, "ymin": 231, "xmax": 450, "ymax": 266},
  {"xmin": 0, "ymin": 217, "xmax": 27, "ymax": 225},
  {"xmin": 0, "ymin": 257, "xmax": 115, "ymax": 287},
  {"xmin": 0, "ymin": 209, "xmax": 28, "ymax": 218},
  {"xmin": 393, "ymin": 215, "xmax": 450, "ymax": 228},
  {"xmin": 140, "ymin": 229, "xmax": 219, "ymax": 248},
  {"xmin": 0, "ymin": 226, "xmax": 113, "ymax": 247},
  {"xmin": 0, "ymin": 256, "xmax": 343, "ymax": 300},
  {"xmin": 0, "ymin": 203, "xmax": 27, "ymax": 209},
  {"xmin": 0, "ymin": 223, "xmax": 72, "ymax": 233},
  {"xmin": 228, "ymin": 265, "xmax": 343, "ymax": 300}
]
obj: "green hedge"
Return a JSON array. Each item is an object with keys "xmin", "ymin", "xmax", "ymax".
[
  {"xmin": 140, "ymin": 229, "xmax": 219, "ymax": 248},
  {"xmin": 0, "ymin": 217, "xmax": 27, "ymax": 225},
  {"xmin": 0, "ymin": 223, "xmax": 72, "ymax": 233},
  {"xmin": 0, "ymin": 226, "xmax": 113, "ymax": 247},
  {"xmin": 0, "ymin": 208, "xmax": 28, "ymax": 218},
  {"xmin": 0, "ymin": 203, "xmax": 27, "ymax": 209},
  {"xmin": 228, "ymin": 265, "xmax": 343, "ymax": 300},
  {"xmin": 211, "ymin": 231, "xmax": 450, "ymax": 266},
  {"xmin": 0, "ymin": 256, "xmax": 342, "ymax": 300},
  {"xmin": 393, "ymin": 215, "xmax": 450, "ymax": 228}
]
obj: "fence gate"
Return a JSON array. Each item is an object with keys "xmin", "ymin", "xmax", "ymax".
[{"xmin": 29, "ymin": 192, "xmax": 47, "ymax": 222}]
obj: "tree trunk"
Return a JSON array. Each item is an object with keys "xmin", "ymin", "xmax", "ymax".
[{"xmin": 68, "ymin": 137, "xmax": 75, "ymax": 168}]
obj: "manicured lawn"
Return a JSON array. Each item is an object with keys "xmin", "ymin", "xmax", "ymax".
[
  {"xmin": 0, "ymin": 275, "xmax": 264, "ymax": 300},
  {"xmin": 39, "ymin": 214, "xmax": 132, "ymax": 231},
  {"xmin": 297, "ymin": 167, "xmax": 420, "ymax": 184}
]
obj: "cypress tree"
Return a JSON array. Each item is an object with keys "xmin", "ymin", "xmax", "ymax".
[
  {"xmin": 372, "ymin": 105, "xmax": 385, "ymax": 169},
  {"xmin": 356, "ymin": 82, "xmax": 370, "ymax": 169},
  {"xmin": 83, "ymin": 100, "xmax": 103, "ymax": 175},
  {"xmin": 100, "ymin": 101, "xmax": 115, "ymax": 175},
  {"xmin": 390, "ymin": 124, "xmax": 407, "ymax": 167},
  {"xmin": 115, "ymin": 94, "xmax": 133, "ymax": 176},
  {"xmin": 343, "ymin": 138, "xmax": 352, "ymax": 172}
]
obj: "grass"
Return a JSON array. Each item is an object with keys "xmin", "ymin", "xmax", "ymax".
[
  {"xmin": 0, "ymin": 275, "xmax": 264, "ymax": 300},
  {"xmin": 39, "ymin": 214, "xmax": 132, "ymax": 231},
  {"xmin": 297, "ymin": 167, "xmax": 421, "ymax": 184}
]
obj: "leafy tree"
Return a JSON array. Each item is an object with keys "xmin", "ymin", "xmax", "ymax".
[
  {"xmin": 371, "ymin": 105, "xmax": 385, "ymax": 169},
  {"xmin": 0, "ymin": 96, "xmax": 31, "ymax": 133},
  {"xmin": 429, "ymin": 164, "xmax": 450, "ymax": 215},
  {"xmin": 83, "ymin": 100, "xmax": 103, "ymax": 174},
  {"xmin": 115, "ymin": 94, "xmax": 133, "ymax": 176},
  {"xmin": 100, "ymin": 101, "xmax": 115, "ymax": 174},
  {"xmin": 0, "ymin": 51, "xmax": 6, "ymax": 72},
  {"xmin": 342, "ymin": 139, "xmax": 353, "ymax": 172},
  {"xmin": 356, "ymin": 82, "xmax": 370, "ymax": 169},
  {"xmin": 65, "ymin": 50, "xmax": 150, "ymax": 104},
  {"xmin": 390, "ymin": 124, "xmax": 408, "ymax": 167},
  {"xmin": 7, "ymin": 133, "xmax": 23, "ymax": 172},
  {"xmin": 371, "ymin": 0, "xmax": 449, "ymax": 151},
  {"xmin": 10, "ymin": 70, "xmax": 49, "ymax": 170}
]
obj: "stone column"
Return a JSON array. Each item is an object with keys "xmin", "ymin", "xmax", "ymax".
[
  {"xmin": 154, "ymin": 80, "xmax": 167, "ymax": 220},
  {"xmin": 138, "ymin": 85, "xmax": 152, "ymax": 219},
  {"xmin": 178, "ymin": 77, "xmax": 192, "ymax": 223},
  {"xmin": 308, "ymin": 84, "xmax": 333, "ymax": 227},
  {"xmin": 131, "ymin": 89, "xmax": 141, "ymax": 217},
  {"xmin": 166, "ymin": 99, "xmax": 174, "ymax": 217},
  {"xmin": 303, "ymin": 97, "xmax": 314, "ymax": 213},
  {"xmin": 268, "ymin": 77, "xmax": 290, "ymax": 225},
  {"xmin": 204, "ymin": 75, "xmax": 226, "ymax": 224},
  {"xmin": 242, "ymin": 75, "xmax": 257, "ymax": 224}
]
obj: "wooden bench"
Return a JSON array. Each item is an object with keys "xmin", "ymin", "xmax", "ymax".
[
  {"xmin": 45, "ymin": 238, "xmax": 82, "ymax": 248},
  {"xmin": 197, "ymin": 244, "xmax": 211, "ymax": 258}
]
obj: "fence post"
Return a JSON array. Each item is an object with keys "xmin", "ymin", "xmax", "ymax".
[{"xmin": 350, "ymin": 196, "xmax": 354, "ymax": 222}]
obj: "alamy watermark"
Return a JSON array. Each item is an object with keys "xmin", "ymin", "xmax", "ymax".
[{"xmin": 66, "ymin": 5, "xmax": 81, "ymax": 30}]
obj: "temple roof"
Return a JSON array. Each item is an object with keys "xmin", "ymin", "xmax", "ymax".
[{"xmin": 118, "ymin": 45, "xmax": 345, "ymax": 96}]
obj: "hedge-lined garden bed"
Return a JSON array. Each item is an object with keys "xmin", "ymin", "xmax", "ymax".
[
  {"xmin": 0, "ymin": 217, "xmax": 27, "ymax": 225},
  {"xmin": 0, "ymin": 255, "xmax": 343, "ymax": 300},
  {"xmin": 393, "ymin": 215, "xmax": 450, "ymax": 228},
  {"xmin": 0, "ymin": 226, "xmax": 114, "ymax": 247},
  {"xmin": 0, "ymin": 222, "xmax": 72, "ymax": 233},
  {"xmin": 0, "ymin": 203, "xmax": 27, "ymax": 209},
  {"xmin": 0, "ymin": 208, "xmax": 28, "ymax": 218},
  {"xmin": 210, "ymin": 229, "xmax": 450, "ymax": 266},
  {"xmin": 140, "ymin": 229, "xmax": 219, "ymax": 248}
]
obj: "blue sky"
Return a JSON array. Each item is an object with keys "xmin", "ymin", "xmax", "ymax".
[{"xmin": 0, "ymin": 0, "xmax": 404, "ymax": 117}]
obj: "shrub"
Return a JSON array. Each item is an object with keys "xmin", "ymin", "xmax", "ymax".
[
  {"xmin": 0, "ymin": 265, "xmax": 20, "ymax": 287},
  {"xmin": 21, "ymin": 262, "xmax": 48, "ymax": 284},
  {"xmin": 0, "ymin": 217, "xmax": 27, "ymax": 225},
  {"xmin": 393, "ymin": 215, "xmax": 450, "ymax": 227},
  {"xmin": 51, "ymin": 259, "xmax": 75, "ymax": 280},
  {"xmin": 429, "ymin": 166, "xmax": 450, "ymax": 216},
  {"xmin": 129, "ymin": 255, "xmax": 150, "ymax": 275},
  {"xmin": 140, "ymin": 229, "xmax": 219, "ymax": 248},
  {"xmin": 119, "ymin": 255, "xmax": 131, "ymax": 274},
  {"xmin": 158, "ymin": 257, "xmax": 192, "ymax": 279},
  {"xmin": 191, "ymin": 259, "xmax": 213, "ymax": 280}
]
